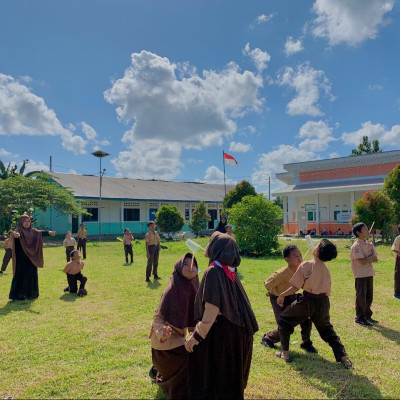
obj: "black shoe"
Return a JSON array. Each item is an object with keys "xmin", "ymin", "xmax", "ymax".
[
  {"xmin": 260, "ymin": 336, "xmax": 276, "ymax": 349},
  {"xmin": 0, "ymin": 271, "xmax": 3, "ymax": 275},
  {"xmin": 300, "ymin": 344, "xmax": 318, "ymax": 353},
  {"xmin": 64, "ymin": 286, "xmax": 70, "ymax": 292},
  {"xmin": 149, "ymin": 365, "xmax": 157, "ymax": 382},
  {"xmin": 154, "ymin": 276, "xmax": 161, "ymax": 280},
  {"xmin": 146, "ymin": 278, "xmax": 151, "ymax": 282},
  {"xmin": 355, "ymin": 319, "xmax": 373, "ymax": 327},
  {"xmin": 367, "ymin": 317, "xmax": 379, "ymax": 324}
]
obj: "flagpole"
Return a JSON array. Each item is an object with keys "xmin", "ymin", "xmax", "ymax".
[{"xmin": 223, "ymin": 150, "xmax": 226, "ymax": 197}]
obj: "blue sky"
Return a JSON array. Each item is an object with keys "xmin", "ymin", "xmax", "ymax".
[{"xmin": 1, "ymin": 0, "xmax": 399, "ymax": 194}]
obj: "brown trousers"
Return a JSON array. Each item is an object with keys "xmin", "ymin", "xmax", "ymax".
[
  {"xmin": 355, "ymin": 276, "xmax": 373, "ymax": 321},
  {"xmin": 266, "ymin": 294, "xmax": 312, "ymax": 347},
  {"xmin": 395, "ymin": 255, "xmax": 400, "ymax": 296},
  {"xmin": 77, "ymin": 238, "xmax": 86, "ymax": 259},
  {"xmin": 1, "ymin": 248, "xmax": 12, "ymax": 272},
  {"xmin": 146, "ymin": 245, "xmax": 159, "ymax": 279},
  {"xmin": 279, "ymin": 291, "xmax": 347, "ymax": 362}
]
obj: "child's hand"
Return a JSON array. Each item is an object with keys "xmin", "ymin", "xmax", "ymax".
[
  {"xmin": 12, "ymin": 231, "xmax": 20, "ymax": 239},
  {"xmin": 277, "ymin": 295, "xmax": 285, "ymax": 307},
  {"xmin": 49, "ymin": 231, "xmax": 56, "ymax": 236},
  {"xmin": 160, "ymin": 326, "xmax": 172, "ymax": 343}
]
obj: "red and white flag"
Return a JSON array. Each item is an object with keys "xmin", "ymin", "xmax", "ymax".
[{"xmin": 223, "ymin": 152, "xmax": 238, "ymax": 166}]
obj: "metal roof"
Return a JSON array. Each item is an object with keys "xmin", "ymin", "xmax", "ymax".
[
  {"xmin": 273, "ymin": 177, "xmax": 384, "ymax": 196},
  {"xmin": 50, "ymin": 172, "xmax": 234, "ymax": 202}
]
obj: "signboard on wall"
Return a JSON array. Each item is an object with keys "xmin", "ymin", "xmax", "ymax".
[{"xmin": 337, "ymin": 211, "xmax": 353, "ymax": 223}]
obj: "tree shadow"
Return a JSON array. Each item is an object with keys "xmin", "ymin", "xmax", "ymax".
[
  {"xmin": 372, "ymin": 323, "xmax": 400, "ymax": 345},
  {"xmin": 59, "ymin": 293, "xmax": 78, "ymax": 302},
  {"xmin": 289, "ymin": 352, "xmax": 382, "ymax": 399},
  {"xmin": 0, "ymin": 299, "xmax": 40, "ymax": 316},
  {"xmin": 147, "ymin": 280, "xmax": 162, "ymax": 290}
]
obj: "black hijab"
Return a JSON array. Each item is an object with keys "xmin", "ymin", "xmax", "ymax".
[
  {"xmin": 215, "ymin": 217, "xmax": 227, "ymax": 233},
  {"xmin": 158, "ymin": 253, "xmax": 200, "ymax": 329},
  {"xmin": 194, "ymin": 232, "xmax": 258, "ymax": 335}
]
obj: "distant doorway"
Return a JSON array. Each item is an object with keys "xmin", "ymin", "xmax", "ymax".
[
  {"xmin": 72, "ymin": 216, "xmax": 79, "ymax": 234},
  {"xmin": 149, "ymin": 208, "xmax": 158, "ymax": 222},
  {"xmin": 208, "ymin": 209, "xmax": 217, "ymax": 229}
]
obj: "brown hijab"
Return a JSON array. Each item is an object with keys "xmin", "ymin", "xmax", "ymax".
[
  {"xmin": 194, "ymin": 232, "xmax": 258, "ymax": 335},
  {"xmin": 12, "ymin": 215, "xmax": 44, "ymax": 274},
  {"xmin": 158, "ymin": 253, "xmax": 200, "ymax": 329}
]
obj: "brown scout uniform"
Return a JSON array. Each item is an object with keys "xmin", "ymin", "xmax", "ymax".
[
  {"xmin": 278, "ymin": 259, "xmax": 348, "ymax": 362},
  {"xmin": 77, "ymin": 228, "xmax": 87, "ymax": 259},
  {"xmin": 63, "ymin": 237, "xmax": 76, "ymax": 262}
]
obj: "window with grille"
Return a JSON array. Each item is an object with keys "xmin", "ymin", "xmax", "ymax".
[
  {"xmin": 82, "ymin": 208, "xmax": 98, "ymax": 222},
  {"xmin": 124, "ymin": 202, "xmax": 140, "ymax": 208},
  {"xmin": 124, "ymin": 208, "xmax": 140, "ymax": 221}
]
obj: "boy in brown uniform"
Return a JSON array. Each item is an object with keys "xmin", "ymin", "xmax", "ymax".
[
  {"xmin": 63, "ymin": 250, "xmax": 87, "ymax": 296},
  {"xmin": 123, "ymin": 228, "xmax": 134, "ymax": 264},
  {"xmin": 77, "ymin": 223, "xmax": 87, "ymax": 259},
  {"xmin": 276, "ymin": 239, "xmax": 353, "ymax": 368},
  {"xmin": 350, "ymin": 223, "xmax": 378, "ymax": 326},
  {"xmin": 391, "ymin": 225, "xmax": 400, "ymax": 299},
  {"xmin": 145, "ymin": 221, "xmax": 161, "ymax": 282},
  {"xmin": 1, "ymin": 232, "xmax": 13, "ymax": 274},
  {"xmin": 261, "ymin": 245, "xmax": 316, "ymax": 353},
  {"xmin": 63, "ymin": 231, "xmax": 76, "ymax": 262}
]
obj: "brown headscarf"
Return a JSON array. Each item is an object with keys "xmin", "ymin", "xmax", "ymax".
[
  {"xmin": 194, "ymin": 232, "xmax": 258, "ymax": 335},
  {"xmin": 12, "ymin": 215, "xmax": 44, "ymax": 275},
  {"xmin": 158, "ymin": 253, "xmax": 200, "ymax": 329}
]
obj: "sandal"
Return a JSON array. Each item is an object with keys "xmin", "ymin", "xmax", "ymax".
[
  {"xmin": 275, "ymin": 351, "xmax": 292, "ymax": 363},
  {"xmin": 341, "ymin": 356, "xmax": 353, "ymax": 369}
]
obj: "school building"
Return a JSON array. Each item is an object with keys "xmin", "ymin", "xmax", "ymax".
[
  {"xmin": 35, "ymin": 172, "xmax": 233, "ymax": 235},
  {"xmin": 273, "ymin": 150, "xmax": 400, "ymax": 235}
]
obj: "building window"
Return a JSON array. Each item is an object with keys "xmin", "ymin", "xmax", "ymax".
[
  {"xmin": 185, "ymin": 209, "xmax": 190, "ymax": 220},
  {"xmin": 124, "ymin": 208, "xmax": 140, "ymax": 221},
  {"xmin": 82, "ymin": 208, "xmax": 98, "ymax": 222},
  {"xmin": 307, "ymin": 211, "xmax": 315, "ymax": 221},
  {"xmin": 334, "ymin": 211, "xmax": 340, "ymax": 221}
]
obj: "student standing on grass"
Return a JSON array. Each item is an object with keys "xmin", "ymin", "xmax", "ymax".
[
  {"xmin": 145, "ymin": 221, "xmax": 161, "ymax": 282},
  {"xmin": 350, "ymin": 223, "xmax": 379, "ymax": 326},
  {"xmin": 391, "ymin": 225, "xmax": 400, "ymax": 299},
  {"xmin": 9, "ymin": 215, "xmax": 56, "ymax": 300},
  {"xmin": 276, "ymin": 239, "xmax": 353, "ymax": 369},
  {"xmin": 149, "ymin": 253, "xmax": 199, "ymax": 399},
  {"xmin": 77, "ymin": 223, "xmax": 87, "ymax": 259},
  {"xmin": 261, "ymin": 245, "xmax": 316, "ymax": 353},
  {"xmin": 123, "ymin": 228, "xmax": 134, "ymax": 264},
  {"xmin": 63, "ymin": 231, "xmax": 76, "ymax": 262},
  {"xmin": 185, "ymin": 232, "xmax": 258, "ymax": 400},
  {"xmin": 63, "ymin": 250, "xmax": 87, "ymax": 296},
  {"xmin": 1, "ymin": 231, "xmax": 13, "ymax": 274}
]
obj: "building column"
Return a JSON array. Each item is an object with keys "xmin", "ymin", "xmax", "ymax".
[
  {"xmin": 350, "ymin": 191, "xmax": 355, "ymax": 214},
  {"xmin": 315, "ymin": 194, "xmax": 320, "ymax": 234}
]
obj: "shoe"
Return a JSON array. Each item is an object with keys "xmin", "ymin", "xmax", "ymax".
[
  {"xmin": 367, "ymin": 317, "xmax": 378, "ymax": 324},
  {"xmin": 300, "ymin": 344, "xmax": 318, "ymax": 354},
  {"xmin": 260, "ymin": 336, "xmax": 276, "ymax": 349},
  {"xmin": 146, "ymin": 278, "xmax": 150, "ymax": 282},
  {"xmin": 341, "ymin": 356, "xmax": 353, "ymax": 369},
  {"xmin": 355, "ymin": 319, "xmax": 373, "ymax": 327},
  {"xmin": 394, "ymin": 295, "xmax": 400, "ymax": 299},
  {"xmin": 275, "ymin": 351, "xmax": 292, "ymax": 363},
  {"xmin": 63, "ymin": 286, "xmax": 70, "ymax": 292},
  {"xmin": 154, "ymin": 276, "xmax": 161, "ymax": 280},
  {"xmin": 0, "ymin": 271, "xmax": 3, "ymax": 275}
]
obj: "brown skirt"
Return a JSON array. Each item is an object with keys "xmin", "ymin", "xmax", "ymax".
[
  {"xmin": 151, "ymin": 345, "xmax": 189, "ymax": 400},
  {"xmin": 188, "ymin": 315, "xmax": 253, "ymax": 400}
]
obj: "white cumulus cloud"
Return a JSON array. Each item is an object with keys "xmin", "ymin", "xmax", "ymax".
[
  {"xmin": 0, "ymin": 73, "xmax": 87, "ymax": 154},
  {"xmin": 202, "ymin": 165, "xmax": 237, "ymax": 185},
  {"xmin": 105, "ymin": 50, "xmax": 264, "ymax": 179},
  {"xmin": 229, "ymin": 141, "xmax": 252, "ymax": 153},
  {"xmin": 285, "ymin": 36, "xmax": 304, "ymax": 56},
  {"xmin": 243, "ymin": 43, "xmax": 271, "ymax": 73},
  {"xmin": 311, "ymin": 0, "xmax": 394, "ymax": 46},
  {"xmin": 276, "ymin": 62, "xmax": 334, "ymax": 116},
  {"xmin": 298, "ymin": 120, "xmax": 337, "ymax": 152}
]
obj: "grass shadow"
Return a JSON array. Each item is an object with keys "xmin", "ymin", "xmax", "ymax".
[
  {"xmin": 147, "ymin": 280, "xmax": 162, "ymax": 290},
  {"xmin": 289, "ymin": 351, "xmax": 382, "ymax": 399},
  {"xmin": 59, "ymin": 293, "xmax": 78, "ymax": 302},
  {"xmin": 0, "ymin": 299, "xmax": 40, "ymax": 316},
  {"xmin": 372, "ymin": 323, "xmax": 400, "ymax": 345}
]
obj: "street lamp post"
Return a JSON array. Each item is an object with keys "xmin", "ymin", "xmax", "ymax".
[{"xmin": 91, "ymin": 151, "xmax": 110, "ymax": 241}]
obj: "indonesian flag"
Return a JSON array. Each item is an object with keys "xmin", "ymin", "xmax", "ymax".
[{"xmin": 223, "ymin": 152, "xmax": 238, "ymax": 166}]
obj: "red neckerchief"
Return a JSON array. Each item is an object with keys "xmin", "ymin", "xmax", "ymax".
[{"xmin": 210, "ymin": 260, "xmax": 235, "ymax": 282}]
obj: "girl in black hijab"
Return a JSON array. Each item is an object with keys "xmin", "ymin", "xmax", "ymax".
[
  {"xmin": 149, "ymin": 253, "xmax": 200, "ymax": 399},
  {"xmin": 185, "ymin": 232, "xmax": 258, "ymax": 400},
  {"xmin": 215, "ymin": 216, "xmax": 227, "ymax": 233}
]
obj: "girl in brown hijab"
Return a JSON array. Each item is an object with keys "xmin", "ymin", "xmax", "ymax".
[
  {"xmin": 149, "ymin": 253, "xmax": 200, "ymax": 399},
  {"xmin": 185, "ymin": 232, "xmax": 258, "ymax": 400},
  {"xmin": 9, "ymin": 215, "xmax": 55, "ymax": 300}
]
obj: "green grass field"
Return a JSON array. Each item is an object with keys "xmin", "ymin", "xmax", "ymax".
[{"xmin": 0, "ymin": 237, "xmax": 399, "ymax": 399}]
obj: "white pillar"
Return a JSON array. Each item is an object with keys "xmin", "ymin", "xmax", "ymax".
[{"xmin": 315, "ymin": 194, "xmax": 320, "ymax": 234}]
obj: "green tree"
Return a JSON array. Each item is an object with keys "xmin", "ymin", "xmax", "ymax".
[
  {"xmin": 155, "ymin": 205, "xmax": 185, "ymax": 237},
  {"xmin": 350, "ymin": 190, "xmax": 395, "ymax": 243},
  {"xmin": 228, "ymin": 194, "xmax": 282, "ymax": 256},
  {"xmin": 0, "ymin": 175, "xmax": 89, "ymax": 234},
  {"xmin": 273, "ymin": 196, "xmax": 283, "ymax": 209},
  {"xmin": 383, "ymin": 164, "xmax": 400, "ymax": 222},
  {"xmin": 0, "ymin": 159, "xmax": 46, "ymax": 180},
  {"xmin": 189, "ymin": 201, "xmax": 211, "ymax": 237},
  {"xmin": 223, "ymin": 180, "xmax": 257, "ymax": 210},
  {"xmin": 350, "ymin": 136, "xmax": 382, "ymax": 156}
]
